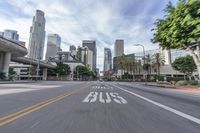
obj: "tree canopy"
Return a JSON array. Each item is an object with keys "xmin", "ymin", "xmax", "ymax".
[
  {"xmin": 48, "ymin": 63, "xmax": 71, "ymax": 77},
  {"xmin": 56, "ymin": 63, "xmax": 71, "ymax": 76},
  {"xmin": 152, "ymin": 0, "xmax": 200, "ymax": 79},
  {"xmin": 172, "ymin": 55, "xmax": 196, "ymax": 77},
  {"xmin": 152, "ymin": 0, "xmax": 200, "ymax": 49},
  {"xmin": 76, "ymin": 65, "xmax": 96, "ymax": 80},
  {"xmin": 76, "ymin": 65, "xmax": 90, "ymax": 76}
]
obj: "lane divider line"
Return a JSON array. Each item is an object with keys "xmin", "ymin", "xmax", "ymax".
[
  {"xmin": 112, "ymin": 84, "xmax": 200, "ymax": 125},
  {"xmin": 0, "ymin": 92, "xmax": 70, "ymax": 121},
  {"xmin": 0, "ymin": 84, "xmax": 90, "ymax": 126}
]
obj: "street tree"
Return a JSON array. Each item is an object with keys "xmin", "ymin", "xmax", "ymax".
[
  {"xmin": 0, "ymin": 72, "xmax": 6, "ymax": 80},
  {"xmin": 52, "ymin": 63, "xmax": 71, "ymax": 79},
  {"xmin": 9, "ymin": 67, "xmax": 16, "ymax": 80},
  {"xmin": 152, "ymin": 53, "xmax": 165, "ymax": 75},
  {"xmin": 117, "ymin": 54, "xmax": 126, "ymax": 79},
  {"xmin": 145, "ymin": 54, "xmax": 152, "ymax": 75},
  {"xmin": 76, "ymin": 65, "xmax": 90, "ymax": 80},
  {"xmin": 152, "ymin": 0, "xmax": 200, "ymax": 78},
  {"xmin": 172, "ymin": 55, "xmax": 196, "ymax": 79}
]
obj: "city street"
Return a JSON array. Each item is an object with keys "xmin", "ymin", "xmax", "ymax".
[{"xmin": 0, "ymin": 81, "xmax": 199, "ymax": 133}]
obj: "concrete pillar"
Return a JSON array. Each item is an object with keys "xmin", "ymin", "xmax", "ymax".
[
  {"xmin": 42, "ymin": 68, "xmax": 47, "ymax": 80},
  {"xmin": 0, "ymin": 52, "xmax": 4, "ymax": 70},
  {"xmin": 2, "ymin": 52, "xmax": 11, "ymax": 78}
]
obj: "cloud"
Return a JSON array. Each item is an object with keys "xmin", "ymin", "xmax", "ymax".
[{"xmin": 0, "ymin": 0, "xmax": 178, "ymax": 71}]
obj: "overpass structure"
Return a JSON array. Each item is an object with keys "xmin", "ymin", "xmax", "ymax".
[
  {"xmin": 0, "ymin": 36, "xmax": 27, "ymax": 78},
  {"xmin": 0, "ymin": 36, "xmax": 56, "ymax": 80},
  {"xmin": 11, "ymin": 57, "xmax": 56, "ymax": 69},
  {"xmin": 11, "ymin": 57, "xmax": 56, "ymax": 80}
]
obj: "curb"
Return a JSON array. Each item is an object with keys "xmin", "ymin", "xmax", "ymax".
[
  {"xmin": 0, "ymin": 81, "xmax": 39, "ymax": 84},
  {"xmin": 144, "ymin": 84, "xmax": 200, "ymax": 92},
  {"xmin": 144, "ymin": 83, "xmax": 175, "ymax": 89}
]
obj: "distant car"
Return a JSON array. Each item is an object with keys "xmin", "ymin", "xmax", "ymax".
[{"xmin": 99, "ymin": 79, "xmax": 103, "ymax": 82}]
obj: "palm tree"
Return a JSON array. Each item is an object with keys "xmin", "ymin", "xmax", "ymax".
[
  {"xmin": 117, "ymin": 54, "xmax": 126, "ymax": 79},
  {"xmin": 145, "ymin": 54, "xmax": 152, "ymax": 76},
  {"xmin": 124, "ymin": 58, "xmax": 131, "ymax": 80},
  {"xmin": 135, "ymin": 60, "xmax": 142, "ymax": 80},
  {"xmin": 152, "ymin": 53, "xmax": 165, "ymax": 75},
  {"xmin": 129, "ymin": 57, "xmax": 136, "ymax": 80}
]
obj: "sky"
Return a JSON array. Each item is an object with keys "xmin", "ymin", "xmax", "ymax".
[{"xmin": 0, "ymin": 0, "xmax": 178, "ymax": 71}]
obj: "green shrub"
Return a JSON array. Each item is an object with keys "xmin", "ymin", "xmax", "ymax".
[
  {"xmin": 0, "ymin": 72, "xmax": 6, "ymax": 80},
  {"xmin": 176, "ymin": 80, "xmax": 187, "ymax": 86},
  {"xmin": 176, "ymin": 80, "xmax": 198, "ymax": 86},
  {"xmin": 167, "ymin": 77, "xmax": 184, "ymax": 82},
  {"xmin": 156, "ymin": 75, "xmax": 164, "ymax": 81},
  {"xmin": 187, "ymin": 80, "xmax": 198, "ymax": 86}
]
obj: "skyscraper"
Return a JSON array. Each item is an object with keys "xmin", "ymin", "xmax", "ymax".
[
  {"xmin": 69, "ymin": 45, "xmax": 76, "ymax": 51},
  {"xmin": 0, "ymin": 32, "xmax": 3, "ymax": 36},
  {"xmin": 3, "ymin": 29, "xmax": 19, "ymax": 41},
  {"xmin": 28, "ymin": 10, "xmax": 46, "ymax": 60},
  {"xmin": 104, "ymin": 48, "xmax": 112, "ymax": 72},
  {"xmin": 0, "ymin": 29, "xmax": 25, "ymax": 46},
  {"xmin": 160, "ymin": 47, "xmax": 172, "ymax": 65},
  {"xmin": 45, "ymin": 34, "xmax": 61, "ymax": 60},
  {"xmin": 82, "ymin": 40, "xmax": 97, "ymax": 71},
  {"xmin": 114, "ymin": 39, "xmax": 124, "ymax": 57}
]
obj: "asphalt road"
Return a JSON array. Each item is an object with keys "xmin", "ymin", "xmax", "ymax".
[{"xmin": 0, "ymin": 81, "xmax": 200, "ymax": 133}]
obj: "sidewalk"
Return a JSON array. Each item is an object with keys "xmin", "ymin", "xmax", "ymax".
[
  {"xmin": 0, "ymin": 80, "xmax": 39, "ymax": 84},
  {"xmin": 144, "ymin": 82, "xmax": 200, "ymax": 92},
  {"xmin": 144, "ymin": 82, "xmax": 175, "ymax": 88}
]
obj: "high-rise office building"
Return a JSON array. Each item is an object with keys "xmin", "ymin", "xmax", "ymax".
[
  {"xmin": 28, "ymin": 10, "xmax": 46, "ymax": 60},
  {"xmin": 45, "ymin": 34, "xmax": 61, "ymax": 60},
  {"xmin": 47, "ymin": 34, "xmax": 61, "ymax": 49},
  {"xmin": 104, "ymin": 48, "xmax": 112, "ymax": 72},
  {"xmin": 0, "ymin": 32, "xmax": 4, "ymax": 36},
  {"xmin": 81, "ymin": 46, "xmax": 93, "ymax": 70},
  {"xmin": 159, "ymin": 47, "xmax": 172, "ymax": 65},
  {"xmin": 76, "ymin": 46, "xmax": 93, "ymax": 70},
  {"xmin": 96, "ymin": 68, "xmax": 100, "ymax": 78},
  {"xmin": 69, "ymin": 45, "xmax": 76, "ymax": 51},
  {"xmin": 3, "ymin": 29, "xmax": 19, "ymax": 41},
  {"xmin": 82, "ymin": 40, "xmax": 97, "ymax": 71},
  {"xmin": 0, "ymin": 29, "xmax": 25, "ymax": 46},
  {"xmin": 114, "ymin": 39, "xmax": 124, "ymax": 57}
]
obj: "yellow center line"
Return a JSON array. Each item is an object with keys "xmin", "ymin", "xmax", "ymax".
[
  {"xmin": 0, "ymin": 92, "xmax": 68, "ymax": 121},
  {"xmin": 0, "ymin": 84, "xmax": 90, "ymax": 126}
]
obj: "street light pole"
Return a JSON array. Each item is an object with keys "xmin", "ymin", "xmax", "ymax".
[{"xmin": 133, "ymin": 44, "xmax": 146, "ymax": 82}]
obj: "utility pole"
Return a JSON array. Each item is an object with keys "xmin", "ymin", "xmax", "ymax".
[{"xmin": 133, "ymin": 44, "xmax": 146, "ymax": 83}]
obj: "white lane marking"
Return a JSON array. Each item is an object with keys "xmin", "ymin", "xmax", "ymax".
[
  {"xmin": 99, "ymin": 92, "xmax": 112, "ymax": 103},
  {"xmin": 110, "ymin": 92, "xmax": 122, "ymax": 104},
  {"xmin": 83, "ymin": 91, "xmax": 127, "ymax": 104},
  {"xmin": 0, "ymin": 89, "xmax": 36, "ymax": 95},
  {"xmin": 0, "ymin": 85, "xmax": 62, "ymax": 95},
  {"xmin": 110, "ymin": 92, "xmax": 127, "ymax": 104},
  {"xmin": 30, "ymin": 121, "xmax": 40, "ymax": 129},
  {"xmin": 113, "ymin": 84, "xmax": 200, "ymax": 125},
  {"xmin": 92, "ymin": 85, "xmax": 113, "ymax": 90},
  {"xmin": 90, "ymin": 92, "xmax": 98, "ymax": 103},
  {"xmin": 82, "ymin": 92, "xmax": 93, "ymax": 103},
  {"xmin": 105, "ymin": 92, "xmax": 112, "ymax": 103},
  {"xmin": 99, "ymin": 92, "xmax": 105, "ymax": 103},
  {"xmin": 83, "ymin": 92, "xmax": 98, "ymax": 103}
]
